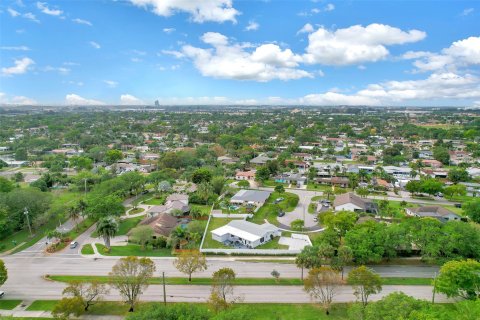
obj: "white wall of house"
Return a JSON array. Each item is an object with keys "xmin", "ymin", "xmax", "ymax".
[{"xmin": 335, "ymin": 203, "xmax": 362, "ymax": 212}]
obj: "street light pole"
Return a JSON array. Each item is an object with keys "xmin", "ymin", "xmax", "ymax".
[{"xmin": 24, "ymin": 207, "xmax": 33, "ymax": 236}]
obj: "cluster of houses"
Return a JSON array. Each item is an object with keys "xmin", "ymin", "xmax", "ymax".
[{"xmin": 331, "ymin": 192, "xmax": 461, "ymax": 223}]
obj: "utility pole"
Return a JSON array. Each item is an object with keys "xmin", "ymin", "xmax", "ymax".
[
  {"xmin": 162, "ymin": 272, "xmax": 167, "ymax": 306},
  {"xmin": 24, "ymin": 207, "xmax": 33, "ymax": 236},
  {"xmin": 432, "ymin": 272, "xmax": 437, "ymax": 304}
]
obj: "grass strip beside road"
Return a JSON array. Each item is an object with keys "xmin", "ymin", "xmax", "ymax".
[
  {"xmin": 25, "ymin": 301, "xmax": 350, "ymax": 319},
  {"xmin": 48, "ymin": 275, "xmax": 432, "ymax": 286},
  {"xmin": 95, "ymin": 243, "xmax": 173, "ymax": 257},
  {"xmin": 81, "ymin": 243, "xmax": 94, "ymax": 254},
  {"xmin": 0, "ymin": 300, "xmax": 22, "ymax": 310}
]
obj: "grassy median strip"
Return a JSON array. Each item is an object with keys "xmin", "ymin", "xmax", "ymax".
[
  {"xmin": 47, "ymin": 275, "xmax": 432, "ymax": 286},
  {"xmin": 0, "ymin": 300, "xmax": 22, "ymax": 310}
]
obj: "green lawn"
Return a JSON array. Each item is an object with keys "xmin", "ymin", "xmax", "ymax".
[
  {"xmin": 95, "ymin": 243, "xmax": 172, "ymax": 257},
  {"xmin": 26, "ymin": 300, "xmax": 58, "ymax": 311},
  {"xmin": 249, "ymin": 191, "xmax": 299, "ymax": 225},
  {"xmin": 382, "ymin": 277, "xmax": 432, "ymax": 285},
  {"xmin": 49, "ymin": 274, "xmax": 432, "ymax": 286},
  {"xmin": 128, "ymin": 207, "xmax": 145, "ymax": 215},
  {"xmin": 255, "ymin": 236, "xmax": 288, "ymax": 249},
  {"xmin": 117, "ymin": 216, "xmax": 144, "ymax": 235},
  {"xmin": 443, "ymin": 205, "xmax": 464, "ymax": 215},
  {"xmin": 143, "ymin": 197, "xmax": 166, "ymax": 205},
  {"xmin": 91, "ymin": 215, "xmax": 144, "ymax": 238},
  {"xmin": 24, "ymin": 300, "xmax": 349, "ymax": 319},
  {"xmin": 190, "ymin": 204, "xmax": 211, "ymax": 216},
  {"xmin": 26, "ymin": 300, "xmax": 131, "ymax": 315},
  {"xmin": 81, "ymin": 243, "xmax": 94, "ymax": 255},
  {"xmin": 0, "ymin": 300, "xmax": 22, "ymax": 310}
]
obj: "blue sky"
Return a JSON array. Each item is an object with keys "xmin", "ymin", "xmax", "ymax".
[{"xmin": 0, "ymin": 0, "xmax": 479, "ymax": 106}]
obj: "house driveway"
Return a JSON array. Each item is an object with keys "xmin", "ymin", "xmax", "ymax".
[
  {"xmin": 259, "ymin": 187, "xmax": 322, "ymax": 229},
  {"xmin": 279, "ymin": 236, "xmax": 310, "ymax": 250}
]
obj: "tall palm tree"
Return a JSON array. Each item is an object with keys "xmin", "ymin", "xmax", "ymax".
[
  {"xmin": 68, "ymin": 206, "xmax": 81, "ymax": 231},
  {"xmin": 96, "ymin": 216, "xmax": 119, "ymax": 251}
]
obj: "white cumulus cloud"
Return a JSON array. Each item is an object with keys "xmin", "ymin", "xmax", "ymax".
[
  {"xmin": 180, "ymin": 32, "xmax": 312, "ymax": 81},
  {"xmin": 303, "ymin": 23, "xmax": 426, "ymax": 65},
  {"xmin": 11, "ymin": 96, "xmax": 37, "ymax": 105},
  {"xmin": 245, "ymin": 20, "xmax": 259, "ymax": 31},
  {"xmin": 297, "ymin": 23, "xmax": 314, "ymax": 35},
  {"xmin": 66, "ymin": 94, "xmax": 104, "ymax": 105},
  {"xmin": 120, "ymin": 94, "xmax": 144, "ymax": 105},
  {"xmin": 405, "ymin": 36, "xmax": 480, "ymax": 72},
  {"xmin": 130, "ymin": 0, "xmax": 239, "ymax": 23},
  {"xmin": 36, "ymin": 2, "xmax": 62, "ymax": 16},
  {"xmin": 2, "ymin": 57, "xmax": 35, "ymax": 76}
]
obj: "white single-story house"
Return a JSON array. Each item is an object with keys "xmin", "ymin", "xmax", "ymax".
[
  {"xmin": 211, "ymin": 220, "xmax": 281, "ymax": 248},
  {"xmin": 230, "ymin": 189, "xmax": 271, "ymax": 207},
  {"xmin": 405, "ymin": 206, "xmax": 461, "ymax": 222},
  {"xmin": 333, "ymin": 192, "xmax": 378, "ymax": 214}
]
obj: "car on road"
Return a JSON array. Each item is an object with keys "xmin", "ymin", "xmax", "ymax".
[
  {"xmin": 0, "ymin": 291, "xmax": 4, "ymax": 298},
  {"xmin": 278, "ymin": 211, "xmax": 285, "ymax": 217},
  {"xmin": 69, "ymin": 241, "xmax": 78, "ymax": 249},
  {"xmin": 313, "ymin": 217, "xmax": 318, "ymax": 222}
]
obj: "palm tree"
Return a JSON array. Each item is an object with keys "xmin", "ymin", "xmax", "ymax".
[
  {"xmin": 348, "ymin": 173, "xmax": 359, "ymax": 190},
  {"xmin": 96, "ymin": 216, "xmax": 119, "ymax": 251},
  {"xmin": 358, "ymin": 169, "xmax": 368, "ymax": 183},
  {"xmin": 77, "ymin": 199, "xmax": 87, "ymax": 217},
  {"xmin": 68, "ymin": 206, "xmax": 81, "ymax": 231}
]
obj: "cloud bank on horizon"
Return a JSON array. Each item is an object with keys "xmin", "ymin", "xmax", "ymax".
[{"xmin": 0, "ymin": 0, "xmax": 479, "ymax": 106}]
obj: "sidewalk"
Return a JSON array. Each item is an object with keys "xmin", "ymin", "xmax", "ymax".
[{"xmin": 0, "ymin": 310, "xmax": 124, "ymax": 319}]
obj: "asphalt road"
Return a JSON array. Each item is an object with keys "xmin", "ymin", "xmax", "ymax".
[{"xmin": 1, "ymin": 255, "xmax": 442, "ymax": 302}]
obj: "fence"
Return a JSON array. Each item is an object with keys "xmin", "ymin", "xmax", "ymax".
[{"xmin": 200, "ymin": 248, "xmax": 299, "ymax": 255}]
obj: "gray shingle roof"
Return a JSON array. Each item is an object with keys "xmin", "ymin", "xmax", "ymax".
[{"xmin": 231, "ymin": 189, "xmax": 271, "ymax": 203}]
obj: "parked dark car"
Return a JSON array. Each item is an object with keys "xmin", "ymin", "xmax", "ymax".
[
  {"xmin": 454, "ymin": 203, "xmax": 462, "ymax": 208},
  {"xmin": 278, "ymin": 211, "xmax": 285, "ymax": 217}
]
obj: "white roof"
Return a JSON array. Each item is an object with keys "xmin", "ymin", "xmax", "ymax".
[{"xmin": 211, "ymin": 220, "xmax": 278, "ymax": 242}]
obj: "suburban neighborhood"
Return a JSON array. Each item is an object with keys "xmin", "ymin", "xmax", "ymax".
[{"xmin": 1, "ymin": 0, "xmax": 480, "ymax": 319}]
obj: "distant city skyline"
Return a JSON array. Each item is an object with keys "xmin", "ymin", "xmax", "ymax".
[{"xmin": 0, "ymin": 0, "xmax": 479, "ymax": 106}]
